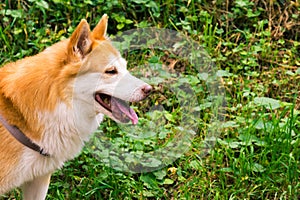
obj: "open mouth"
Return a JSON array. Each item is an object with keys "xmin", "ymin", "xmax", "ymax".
[{"xmin": 95, "ymin": 93, "xmax": 138, "ymax": 125}]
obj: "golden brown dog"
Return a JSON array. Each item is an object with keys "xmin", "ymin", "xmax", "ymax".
[{"xmin": 0, "ymin": 14, "xmax": 151, "ymax": 199}]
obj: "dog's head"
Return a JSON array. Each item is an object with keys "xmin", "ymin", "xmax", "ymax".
[{"xmin": 69, "ymin": 15, "xmax": 152, "ymax": 125}]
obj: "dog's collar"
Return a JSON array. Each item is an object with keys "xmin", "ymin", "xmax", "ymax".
[{"xmin": 0, "ymin": 113, "xmax": 50, "ymax": 157}]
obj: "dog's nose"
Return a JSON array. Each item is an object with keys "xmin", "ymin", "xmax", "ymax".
[{"xmin": 142, "ymin": 85, "xmax": 152, "ymax": 96}]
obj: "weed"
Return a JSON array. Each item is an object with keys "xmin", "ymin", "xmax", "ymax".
[{"xmin": 0, "ymin": 0, "xmax": 299, "ymax": 199}]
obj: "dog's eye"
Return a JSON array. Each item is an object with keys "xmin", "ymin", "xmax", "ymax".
[{"xmin": 105, "ymin": 68, "xmax": 117, "ymax": 75}]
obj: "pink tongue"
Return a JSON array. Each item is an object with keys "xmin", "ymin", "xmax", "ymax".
[{"xmin": 111, "ymin": 97, "xmax": 138, "ymax": 125}]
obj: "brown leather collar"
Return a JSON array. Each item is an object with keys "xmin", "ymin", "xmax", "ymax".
[{"xmin": 0, "ymin": 113, "xmax": 49, "ymax": 157}]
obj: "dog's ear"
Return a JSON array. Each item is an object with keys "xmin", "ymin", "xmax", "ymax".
[
  {"xmin": 92, "ymin": 14, "xmax": 108, "ymax": 40},
  {"xmin": 68, "ymin": 19, "xmax": 92, "ymax": 59}
]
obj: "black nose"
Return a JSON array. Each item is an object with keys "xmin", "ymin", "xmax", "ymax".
[{"xmin": 142, "ymin": 85, "xmax": 152, "ymax": 96}]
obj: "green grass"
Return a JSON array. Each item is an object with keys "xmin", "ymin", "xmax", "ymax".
[{"xmin": 1, "ymin": 0, "xmax": 300, "ymax": 199}]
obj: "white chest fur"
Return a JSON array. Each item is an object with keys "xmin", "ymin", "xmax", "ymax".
[{"xmin": 19, "ymin": 102, "xmax": 102, "ymax": 181}]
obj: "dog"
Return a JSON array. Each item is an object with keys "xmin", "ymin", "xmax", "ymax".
[{"xmin": 0, "ymin": 14, "xmax": 152, "ymax": 199}]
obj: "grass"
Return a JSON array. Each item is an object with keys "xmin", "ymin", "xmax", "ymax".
[{"xmin": 1, "ymin": 0, "xmax": 300, "ymax": 199}]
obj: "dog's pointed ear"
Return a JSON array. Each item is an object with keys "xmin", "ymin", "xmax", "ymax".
[
  {"xmin": 68, "ymin": 19, "xmax": 92, "ymax": 59},
  {"xmin": 92, "ymin": 14, "xmax": 108, "ymax": 40}
]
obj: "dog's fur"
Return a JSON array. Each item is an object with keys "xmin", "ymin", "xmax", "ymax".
[{"xmin": 0, "ymin": 14, "xmax": 151, "ymax": 199}]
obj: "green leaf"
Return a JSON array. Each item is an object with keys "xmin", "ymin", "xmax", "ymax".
[
  {"xmin": 163, "ymin": 178, "xmax": 174, "ymax": 185},
  {"xmin": 158, "ymin": 131, "xmax": 167, "ymax": 140},
  {"xmin": 132, "ymin": 0, "xmax": 148, "ymax": 4},
  {"xmin": 139, "ymin": 131, "xmax": 156, "ymax": 138},
  {"xmin": 164, "ymin": 112, "xmax": 175, "ymax": 122},
  {"xmin": 125, "ymin": 19, "xmax": 133, "ymax": 24},
  {"xmin": 254, "ymin": 119, "xmax": 274, "ymax": 131},
  {"xmin": 30, "ymin": 0, "xmax": 49, "ymax": 9},
  {"xmin": 143, "ymin": 190, "xmax": 155, "ymax": 197},
  {"xmin": 117, "ymin": 23, "xmax": 125, "ymax": 30},
  {"xmin": 228, "ymin": 141, "xmax": 240, "ymax": 149},
  {"xmin": 153, "ymin": 170, "xmax": 167, "ymax": 180},
  {"xmin": 216, "ymin": 70, "xmax": 232, "ymax": 77},
  {"xmin": 198, "ymin": 72, "xmax": 208, "ymax": 81},
  {"xmin": 189, "ymin": 160, "xmax": 202, "ymax": 170},
  {"xmin": 194, "ymin": 102, "xmax": 212, "ymax": 111},
  {"xmin": 253, "ymin": 97, "xmax": 281, "ymax": 110},
  {"xmin": 235, "ymin": 0, "xmax": 253, "ymax": 7},
  {"xmin": 186, "ymin": 75, "xmax": 200, "ymax": 85},
  {"xmin": 238, "ymin": 133, "xmax": 258, "ymax": 146},
  {"xmin": 220, "ymin": 121, "xmax": 239, "ymax": 128},
  {"xmin": 219, "ymin": 167, "xmax": 233, "ymax": 172},
  {"xmin": 252, "ymin": 163, "xmax": 266, "ymax": 172},
  {"xmin": 254, "ymin": 140, "xmax": 267, "ymax": 147},
  {"xmin": 140, "ymin": 174, "xmax": 158, "ymax": 189}
]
